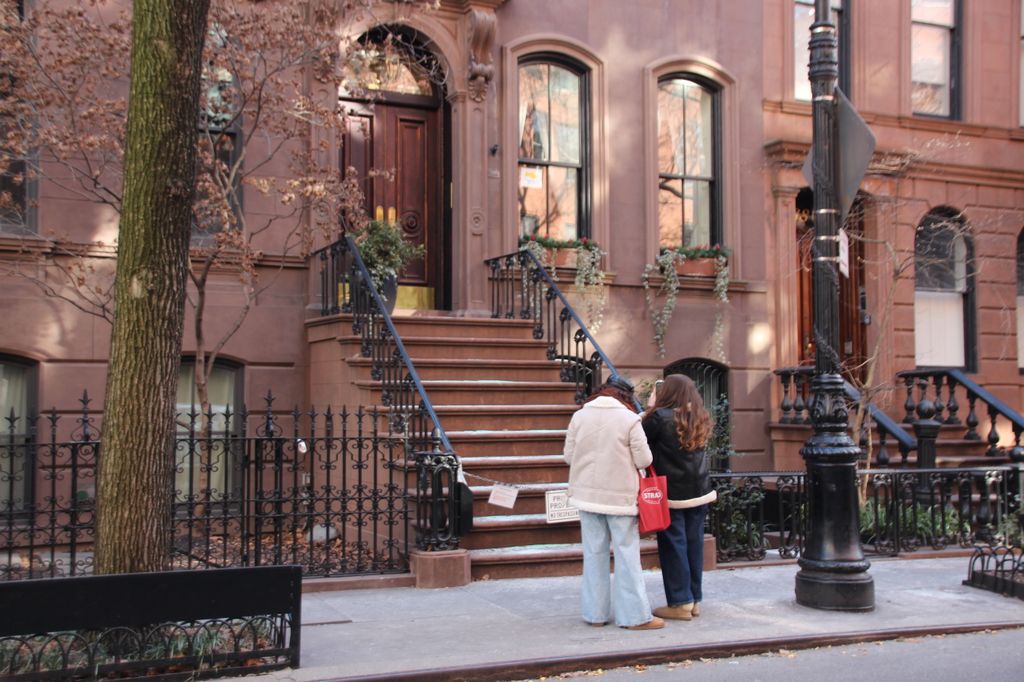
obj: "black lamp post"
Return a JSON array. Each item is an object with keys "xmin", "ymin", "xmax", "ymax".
[{"xmin": 795, "ymin": 0, "xmax": 874, "ymax": 611}]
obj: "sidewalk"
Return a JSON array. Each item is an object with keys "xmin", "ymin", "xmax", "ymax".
[{"xmin": 230, "ymin": 557, "xmax": 1024, "ymax": 682}]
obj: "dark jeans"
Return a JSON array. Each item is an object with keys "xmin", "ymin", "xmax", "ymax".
[{"xmin": 656, "ymin": 505, "xmax": 707, "ymax": 606}]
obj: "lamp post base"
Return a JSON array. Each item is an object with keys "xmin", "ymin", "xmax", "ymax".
[{"xmin": 795, "ymin": 568, "xmax": 875, "ymax": 611}]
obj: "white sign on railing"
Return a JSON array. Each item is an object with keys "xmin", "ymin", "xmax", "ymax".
[{"xmin": 545, "ymin": 490, "xmax": 579, "ymax": 524}]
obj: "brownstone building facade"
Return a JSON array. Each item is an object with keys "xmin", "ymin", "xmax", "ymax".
[{"xmin": 3, "ymin": 0, "xmax": 1024, "ymax": 478}]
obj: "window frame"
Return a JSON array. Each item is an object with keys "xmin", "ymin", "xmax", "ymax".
[
  {"xmin": 0, "ymin": 0, "xmax": 36, "ymax": 236},
  {"xmin": 910, "ymin": 0, "xmax": 961, "ymax": 120},
  {"xmin": 913, "ymin": 208, "xmax": 975, "ymax": 371},
  {"xmin": 516, "ymin": 52, "xmax": 592, "ymax": 242},
  {"xmin": 655, "ymin": 73, "xmax": 722, "ymax": 251},
  {"xmin": 0, "ymin": 353, "xmax": 38, "ymax": 516},
  {"xmin": 793, "ymin": 0, "xmax": 850, "ymax": 102},
  {"xmin": 174, "ymin": 358, "xmax": 244, "ymax": 507},
  {"xmin": 193, "ymin": 25, "xmax": 243, "ymax": 241}
]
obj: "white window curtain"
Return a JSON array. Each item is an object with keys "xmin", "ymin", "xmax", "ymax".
[
  {"xmin": 914, "ymin": 290, "xmax": 965, "ymax": 366},
  {"xmin": 0, "ymin": 361, "xmax": 29, "ymax": 510},
  {"xmin": 175, "ymin": 362, "xmax": 238, "ymax": 502},
  {"xmin": 914, "ymin": 220, "xmax": 966, "ymax": 367}
]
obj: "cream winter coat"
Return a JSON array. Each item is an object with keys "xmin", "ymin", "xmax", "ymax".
[{"xmin": 563, "ymin": 396, "xmax": 654, "ymax": 516}]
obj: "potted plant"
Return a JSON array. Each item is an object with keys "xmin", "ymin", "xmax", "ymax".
[
  {"xmin": 519, "ymin": 234, "xmax": 608, "ymax": 331},
  {"xmin": 349, "ymin": 216, "xmax": 425, "ymax": 311},
  {"xmin": 641, "ymin": 245, "xmax": 729, "ymax": 358}
]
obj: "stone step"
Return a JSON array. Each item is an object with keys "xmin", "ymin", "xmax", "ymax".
[
  {"xmin": 449, "ymin": 430, "xmax": 567, "ymax": 457},
  {"xmin": 431, "ymin": 404, "xmax": 576, "ymax": 431},
  {"xmin": 468, "ymin": 541, "xmax": 662, "ymax": 581},
  {"xmin": 469, "ymin": 482, "xmax": 567, "ymax": 517},
  {"xmin": 347, "ymin": 357, "xmax": 564, "ymax": 383},
  {"xmin": 460, "ymin": 513, "xmax": 582, "ymax": 550},
  {"xmin": 363, "ymin": 380, "xmax": 577, "ymax": 406},
  {"xmin": 459, "ymin": 454, "xmax": 567, "ymax": 485},
  {"xmin": 339, "ymin": 335, "xmax": 551, "ymax": 361},
  {"xmin": 389, "ymin": 313, "xmax": 539, "ymax": 340}
]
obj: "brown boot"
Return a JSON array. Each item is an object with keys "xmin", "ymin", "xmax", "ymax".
[
  {"xmin": 653, "ymin": 603, "xmax": 693, "ymax": 621},
  {"xmin": 691, "ymin": 602, "xmax": 701, "ymax": 617},
  {"xmin": 623, "ymin": 616, "xmax": 665, "ymax": 630}
]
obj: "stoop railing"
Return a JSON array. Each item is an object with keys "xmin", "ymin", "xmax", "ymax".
[
  {"xmin": 312, "ymin": 231, "xmax": 467, "ymax": 551},
  {"xmin": 484, "ymin": 248, "xmax": 616, "ymax": 404}
]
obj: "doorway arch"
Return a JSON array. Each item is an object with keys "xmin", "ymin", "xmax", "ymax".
[{"xmin": 339, "ymin": 25, "xmax": 452, "ymax": 309}]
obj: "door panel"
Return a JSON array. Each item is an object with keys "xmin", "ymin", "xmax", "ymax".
[
  {"xmin": 341, "ymin": 112, "xmax": 374, "ymax": 205},
  {"xmin": 339, "ymin": 101, "xmax": 443, "ymax": 294},
  {"xmin": 796, "ymin": 220, "xmax": 867, "ymax": 383}
]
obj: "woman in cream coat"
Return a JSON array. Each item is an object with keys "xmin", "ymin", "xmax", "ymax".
[{"xmin": 563, "ymin": 376, "xmax": 664, "ymax": 630}]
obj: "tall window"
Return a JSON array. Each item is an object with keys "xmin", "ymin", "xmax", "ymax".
[
  {"xmin": 0, "ymin": 0, "xmax": 29, "ymax": 234},
  {"xmin": 794, "ymin": 0, "xmax": 847, "ymax": 101},
  {"xmin": 656, "ymin": 76, "xmax": 719, "ymax": 250},
  {"xmin": 1020, "ymin": 0, "xmax": 1023, "ymax": 127},
  {"xmin": 914, "ymin": 208, "xmax": 974, "ymax": 368},
  {"xmin": 175, "ymin": 360, "xmax": 241, "ymax": 503},
  {"xmin": 911, "ymin": 0, "xmax": 960, "ymax": 118},
  {"xmin": 0, "ymin": 355, "xmax": 35, "ymax": 513},
  {"xmin": 1017, "ymin": 230, "xmax": 1024, "ymax": 369},
  {"xmin": 518, "ymin": 56, "xmax": 589, "ymax": 241},
  {"xmin": 195, "ymin": 25, "xmax": 241, "ymax": 237}
]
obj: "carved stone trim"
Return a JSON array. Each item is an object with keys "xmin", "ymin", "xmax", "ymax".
[{"xmin": 467, "ymin": 9, "xmax": 495, "ymax": 102}]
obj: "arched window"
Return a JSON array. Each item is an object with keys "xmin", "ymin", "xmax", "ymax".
[
  {"xmin": 1, "ymin": 354, "xmax": 37, "ymax": 513},
  {"xmin": 517, "ymin": 55, "xmax": 590, "ymax": 242},
  {"xmin": 914, "ymin": 208, "xmax": 974, "ymax": 369},
  {"xmin": 175, "ymin": 359, "xmax": 243, "ymax": 503},
  {"xmin": 1017, "ymin": 229, "xmax": 1024, "ymax": 369},
  {"xmin": 663, "ymin": 357, "xmax": 730, "ymax": 471},
  {"xmin": 656, "ymin": 75, "xmax": 720, "ymax": 250}
]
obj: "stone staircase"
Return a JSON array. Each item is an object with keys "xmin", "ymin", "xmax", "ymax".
[{"xmin": 314, "ymin": 311, "xmax": 659, "ymax": 580}]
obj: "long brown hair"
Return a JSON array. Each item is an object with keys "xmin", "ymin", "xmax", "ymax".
[{"xmin": 645, "ymin": 374, "xmax": 711, "ymax": 450}]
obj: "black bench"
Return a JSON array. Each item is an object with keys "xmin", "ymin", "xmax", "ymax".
[{"xmin": 0, "ymin": 565, "xmax": 302, "ymax": 680}]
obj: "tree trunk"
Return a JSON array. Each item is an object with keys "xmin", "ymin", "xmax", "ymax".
[{"xmin": 95, "ymin": 0, "xmax": 211, "ymax": 575}]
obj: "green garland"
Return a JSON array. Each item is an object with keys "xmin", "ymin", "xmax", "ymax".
[
  {"xmin": 642, "ymin": 250, "xmax": 729, "ymax": 359},
  {"xmin": 519, "ymin": 236, "xmax": 608, "ymax": 332},
  {"xmin": 519, "ymin": 234, "xmax": 602, "ymax": 252}
]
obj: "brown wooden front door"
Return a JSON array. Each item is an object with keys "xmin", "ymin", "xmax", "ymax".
[
  {"xmin": 796, "ymin": 212, "xmax": 867, "ymax": 383},
  {"xmin": 340, "ymin": 100, "xmax": 444, "ymax": 296}
]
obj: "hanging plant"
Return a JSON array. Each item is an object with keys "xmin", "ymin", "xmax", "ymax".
[
  {"xmin": 519, "ymin": 235, "xmax": 608, "ymax": 331},
  {"xmin": 642, "ymin": 246, "xmax": 729, "ymax": 358}
]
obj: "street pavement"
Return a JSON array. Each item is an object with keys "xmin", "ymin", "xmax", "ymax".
[
  {"xmin": 222, "ymin": 557, "xmax": 1024, "ymax": 682},
  {"xmin": 535, "ymin": 628, "xmax": 1024, "ymax": 682}
]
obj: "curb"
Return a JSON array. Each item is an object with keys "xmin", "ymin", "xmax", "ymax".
[{"xmin": 326, "ymin": 621, "xmax": 1024, "ymax": 682}]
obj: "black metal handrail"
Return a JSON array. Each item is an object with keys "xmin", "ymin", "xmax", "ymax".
[
  {"xmin": 484, "ymin": 248, "xmax": 616, "ymax": 403},
  {"xmin": 897, "ymin": 368, "xmax": 1024, "ymax": 460},
  {"xmin": 311, "ymin": 235, "xmax": 464, "ymax": 549},
  {"xmin": 843, "ymin": 381, "xmax": 916, "ymax": 464},
  {"xmin": 773, "ymin": 366, "xmax": 917, "ymax": 465}
]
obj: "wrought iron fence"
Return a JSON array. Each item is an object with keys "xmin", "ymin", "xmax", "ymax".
[
  {"xmin": 709, "ymin": 465, "xmax": 1022, "ymax": 564},
  {"xmin": 0, "ymin": 393, "xmax": 423, "ymax": 581}
]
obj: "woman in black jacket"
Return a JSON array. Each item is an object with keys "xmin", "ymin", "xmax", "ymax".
[{"xmin": 642, "ymin": 374, "xmax": 717, "ymax": 621}]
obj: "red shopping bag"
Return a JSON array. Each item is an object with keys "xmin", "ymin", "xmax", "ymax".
[{"xmin": 637, "ymin": 466, "xmax": 670, "ymax": 534}]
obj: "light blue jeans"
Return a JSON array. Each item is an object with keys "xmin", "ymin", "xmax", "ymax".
[{"xmin": 579, "ymin": 510, "xmax": 653, "ymax": 627}]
